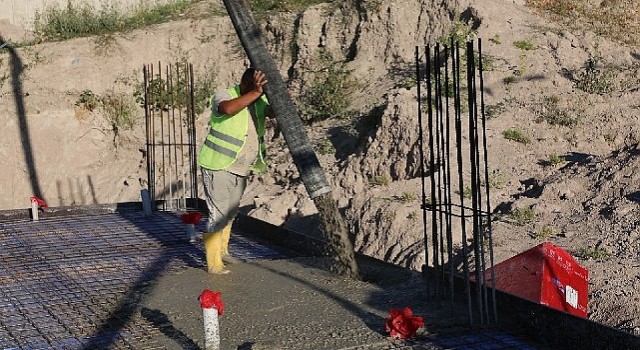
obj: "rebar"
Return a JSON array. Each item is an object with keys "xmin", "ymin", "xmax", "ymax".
[
  {"xmin": 142, "ymin": 62, "xmax": 198, "ymax": 211},
  {"xmin": 416, "ymin": 39, "xmax": 496, "ymax": 326}
]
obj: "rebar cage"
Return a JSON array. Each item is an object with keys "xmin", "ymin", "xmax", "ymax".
[
  {"xmin": 143, "ymin": 62, "xmax": 199, "ymax": 211},
  {"xmin": 416, "ymin": 39, "xmax": 497, "ymax": 325}
]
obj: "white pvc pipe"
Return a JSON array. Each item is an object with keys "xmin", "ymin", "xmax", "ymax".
[
  {"xmin": 203, "ymin": 307, "xmax": 220, "ymax": 350},
  {"xmin": 30, "ymin": 199, "xmax": 39, "ymax": 221}
]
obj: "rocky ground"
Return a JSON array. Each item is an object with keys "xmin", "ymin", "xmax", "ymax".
[{"xmin": 0, "ymin": 0, "xmax": 638, "ymax": 335}]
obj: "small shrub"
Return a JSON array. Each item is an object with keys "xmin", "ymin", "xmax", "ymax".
[
  {"xmin": 103, "ymin": 92, "xmax": 137, "ymax": 133},
  {"xmin": 315, "ymin": 138, "xmax": 335, "ymax": 155},
  {"xmin": 34, "ymin": 0, "xmax": 197, "ymax": 42},
  {"xmin": 75, "ymin": 89, "xmax": 100, "ymax": 111},
  {"xmin": 485, "ymin": 102, "xmax": 506, "ymax": 120},
  {"xmin": 535, "ymin": 96, "xmax": 580, "ymax": 127},
  {"xmin": 439, "ymin": 16, "xmax": 476, "ymax": 46},
  {"xmin": 503, "ymin": 75, "xmax": 516, "ymax": 85},
  {"xmin": 299, "ymin": 51, "xmax": 358, "ymax": 123},
  {"xmin": 513, "ymin": 40, "xmax": 535, "ymax": 50},
  {"xmin": 531, "ymin": 226, "xmax": 554, "ymax": 239},
  {"xmin": 575, "ymin": 57, "xmax": 617, "ymax": 94},
  {"xmin": 489, "ymin": 34, "xmax": 501, "ymax": 44},
  {"xmin": 396, "ymin": 192, "xmax": 417, "ymax": 202},
  {"xmin": 510, "ymin": 207, "xmax": 535, "ymax": 226},
  {"xmin": 461, "ymin": 186, "xmax": 472, "ymax": 199},
  {"xmin": 503, "ymin": 128, "xmax": 531, "ymax": 144},
  {"xmin": 485, "ymin": 170, "xmax": 506, "ymax": 189},
  {"xmin": 540, "ymin": 153, "xmax": 566, "ymax": 166},
  {"xmin": 368, "ymin": 175, "xmax": 390, "ymax": 187},
  {"xmin": 134, "ymin": 61, "xmax": 215, "ymax": 115},
  {"xmin": 576, "ymin": 246, "xmax": 611, "ymax": 261},
  {"xmin": 400, "ymin": 76, "xmax": 417, "ymax": 90}
]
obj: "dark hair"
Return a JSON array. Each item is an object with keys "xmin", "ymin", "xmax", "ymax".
[{"xmin": 241, "ymin": 68, "xmax": 256, "ymax": 85}]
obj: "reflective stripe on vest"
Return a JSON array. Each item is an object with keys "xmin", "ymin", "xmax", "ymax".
[{"xmin": 197, "ymin": 85, "xmax": 268, "ymax": 171}]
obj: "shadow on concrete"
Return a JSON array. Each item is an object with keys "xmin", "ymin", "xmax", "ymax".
[
  {"xmin": 141, "ymin": 307, "xmax": 200, "ymax": 350},
  {"xmin": 78, "ymin": 204, "xmax": 205, "ymax": 349}
]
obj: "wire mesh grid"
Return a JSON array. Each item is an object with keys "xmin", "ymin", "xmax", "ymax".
[{"xmin": 0, "ymin": 211, "xmax": 289, "ymax": 349}]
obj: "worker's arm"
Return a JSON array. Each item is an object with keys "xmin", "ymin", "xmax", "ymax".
[{"xmin": 218, "ymin": 70, "xmax": 268, "ymax": 116}]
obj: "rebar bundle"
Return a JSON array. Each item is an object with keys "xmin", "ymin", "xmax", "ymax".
[{"xmin": 417, "ymin": 39, "xmax": 497, "ymax": 325}]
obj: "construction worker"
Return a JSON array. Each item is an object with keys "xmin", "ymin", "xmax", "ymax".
[{"xmin": 197, "ymin": 68, "xmax": 271, "ymax": 274}]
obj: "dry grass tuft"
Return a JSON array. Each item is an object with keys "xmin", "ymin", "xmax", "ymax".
[{"xmin": 526, "ymin": 0, "xmax": 640, "ymax": 45}]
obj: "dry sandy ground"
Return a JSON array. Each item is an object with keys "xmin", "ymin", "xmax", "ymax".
[{"xmin": 0, "ymin": 0, "xmax": 638, "ymax": 335}]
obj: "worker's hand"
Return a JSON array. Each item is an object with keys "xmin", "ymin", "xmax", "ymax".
[{"xmin": 251, "ymin": 70, "xmax": 268, "ymax": 95}]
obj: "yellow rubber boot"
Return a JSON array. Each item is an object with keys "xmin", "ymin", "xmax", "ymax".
[
  {"xmin": 203, "ymin": 230, "xmax": 229, "ymax": 274},
  {"xmin": 221, "ymin": 224, "xmax": 232, "ymax": 256}
]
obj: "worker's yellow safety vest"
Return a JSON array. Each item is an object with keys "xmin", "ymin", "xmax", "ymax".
[{"xmin": 197, "ymin": 85, "xmax": 268, "ymax": 174}]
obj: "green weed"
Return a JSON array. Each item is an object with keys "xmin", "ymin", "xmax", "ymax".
[
  {"xmin": 75, "ymin": 89, "xmax": 101, "ymax": 111},
  {"xmin": 503, "ymin": 75, "xmax": 516, "ymax": 85},
  {"xmin": 315, "ymin": 138, "xmax": 336, "ymax": 155},
  {"xmin": 438, "ymin": 16, "xmax": 476, "ymax": 46},
  {"xmin": 396, "ymin": 192, "xmax": 417, "ymax": 202},
  {"xmin": 531, "ymin": 226, "xmax": 554, "ymax": 239},
  {"xmin": 510, "ymin": 207, "xmax": 535, "ymax": 226},
  {"xmin": 484, "ymin": 170, "xmax": 506, "ymax": 189},
  {"xmin": 134, "ymin": 61, "xmax": 215, "ymax": 115},
  {"xmin": 513, "ymin": 40, "xmax": 535, "ymax": 51},
  {"xmin": 485, "ymin": 102, "xmax": 506, "ymax": 120},
  {"xmin": 575, "ymin": 57, "xmax": 617, "ymax": 95},
  {"xmin": 299, "ymin": 51, "xmax": 358, "ymax": 123},
  {"xmin": 515, "ymin": 54, "xmax": 527, "ymax": 76},
  {"xmin": 368, "ymin": 175, "xmax": 390, "ymax": 187},
  {"xmin": 576, "ymin": 246, "xmax": 611, "ymax": 261},
  {"xmin": 543, "ymin": 153, "xmax": 566, "ymax": 166},
  {"xmin": 34, "ymin": 0, "xmax": 198, "ymax": 42},
  {"xmin": 503, "ymin": 128, "xmax": 531, "ymax": 145},
  {"xmin": 102, "ymin": 91, "xmax": 137, "ymax": 134},
  {"xmin": 462, "ymin": 186, "xmax": 473, "ymax": 200},
  {"xmin": 535, "ymin": 96, "xmax": 580, "ymax": 127}
]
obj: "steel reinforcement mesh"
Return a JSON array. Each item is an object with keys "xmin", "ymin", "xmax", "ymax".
[{"xmin": 0, "ymin": 211, "xmax": 288, "ymax": 349}]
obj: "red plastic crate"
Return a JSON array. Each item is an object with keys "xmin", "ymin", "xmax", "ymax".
[{"xmin": 482, "ymin": 242, "xmax": 589, "ymax": 318}]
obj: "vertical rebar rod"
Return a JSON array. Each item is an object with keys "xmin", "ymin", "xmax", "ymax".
[
  {"xmin": 158, "ymin": 62, "xmax": 167, "ymax": 210},
  {"xmin": 443, "ymin": 44, "xmax": 455, "ymax": 306},
  {"xmin": 189, "ymin": 64, "xmax": 199, "ymax": 204},
  {"xmin": 170, "ymin": 64, "xmax": 180, "ymax": 210},
  {"xmin": 149, "ymin": 64, "xmax": 157, "ymax": 204},
  {"xmin": 416, "ymin": 46, "xmax": 430, "ymax": 283},
  {"xmin": 470, "ymin": 42, "xmax": 489, "ymax": 324},
  {"xmin": 426, "ymin": 45, "xmax": 439, "ymax": 296},
  {"xmin": 466, "ymin": 41, "xmax": 484, "ymax": 325},
  {"xmin": 453, "ymin": 40, "xmax": 473, "ymax": 325},
  {"xmin": 143, "ymin": 66, "xmax": 152, "ymax": 203},
  {"xmin": 166, "ymin": 64, "xmax": 174, "ymax": 211},
  {"xmin": 478, "ymin": 38, "xmax": 498, "ymax": 323},
  {"xmin": 434, "ymin": 43, "xmax": 446, "ymax": 292},
  {"xmin": 176, "ymin": 64, "xmax": 187, "ymax": 210},
  {"xmin": 471, "ymin": 41, "xmax": 490, "ymax": 324}
]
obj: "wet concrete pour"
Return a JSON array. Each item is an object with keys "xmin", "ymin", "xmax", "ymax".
[{"xmin": 0, "ymin": 211, "xmax": 543, "ymax": 349}]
